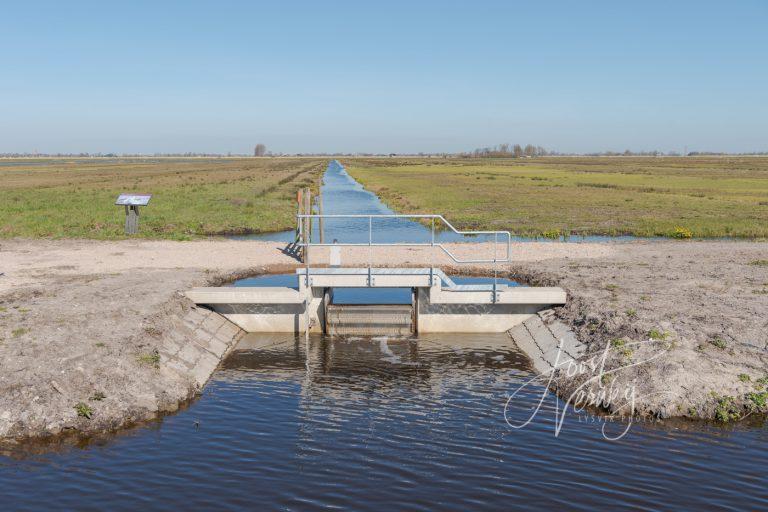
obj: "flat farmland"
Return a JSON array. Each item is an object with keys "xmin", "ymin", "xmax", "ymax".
[
  {"xmin": 0, "ymin": 158, "xmax": 325, "ymax": 239},
  {"xmin": 344, "ymin": 156, "xmax": 768, "ymax": 238}
]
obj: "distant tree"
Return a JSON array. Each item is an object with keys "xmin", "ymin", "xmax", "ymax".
[
  {"xmin": 513, "ymin": 144, "xmax": 523, "ymax": 158},
  {"xmin": 499, "ymin": 143, "xmax": 510, "ymax": 155},
  {"xmin": 524, "ymin": 144, "xmax": 536, "ymax": 157},
  {"xmin": 254, "ymin": 143, "xmax": 267, "ymax": 157},
  {"xmin": 536, "ymin": 146, "xmax": 547, "ymax": 157}
]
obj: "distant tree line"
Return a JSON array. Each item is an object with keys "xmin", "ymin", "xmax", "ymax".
[
  {"xmin": 3, "ymin": 149, "xmax": 768, "ymax": 159},
  {"xmin": 460, "ymin": 146, "xmax": 768, "ymax": 158},
  {"xmin": 586, "ymin": 149, "xmax": 676, "ymax": 157},
  {"xmin": 582, "ymin": 150, "xmax": 768, "ymax": 156},
  {"xmin": 0, "ymin": 152, "xmax": 253, "ymax": 158},
  {"xmin": 461, "ymin": 144, "xmax": 549, "ymax": 158}
]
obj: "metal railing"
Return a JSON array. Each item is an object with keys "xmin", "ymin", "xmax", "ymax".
[{"xmin": 296, "ymin": 213, "xmax": 511, "ymax": 298}]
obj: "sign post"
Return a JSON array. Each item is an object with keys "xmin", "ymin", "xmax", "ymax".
[{"xmin": 115, "ymin": 194, "xmax": 152, "ymax": 235}]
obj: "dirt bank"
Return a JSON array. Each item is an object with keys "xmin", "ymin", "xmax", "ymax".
[
  {"xmin": 521, "ymin": 241, "xmax": 768, "ymax": 421},
  {"xmin": 0, "ymin": 238, "xmax": 766, "ymax": 441}
]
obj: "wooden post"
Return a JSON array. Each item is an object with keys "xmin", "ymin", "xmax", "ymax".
[
  {"xmin": 304, "ymin": 188, "xmax": 312, "ymax": 290},
  {"xmin": 296, "ymin": 189, "xmax": 304, "ymax": 262},
  {"xmin": 303, "ymin": 187, "xmax": 312, "ymax": 244},
  {"xmin": 125, "ymin": 205, "xmax": 140, "ymax": 235},
  {"xmin": 317, "ymin": 190, "xmax": 324, "ymax": 244}
]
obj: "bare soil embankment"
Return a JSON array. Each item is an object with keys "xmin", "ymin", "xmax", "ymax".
[
  {"xmin": 514, "ymin": 242, "xmax": 768, "ymax": 420},
  {"xmin": 0, "ymin": 239, "xmax": 766, "ymax": 442}
]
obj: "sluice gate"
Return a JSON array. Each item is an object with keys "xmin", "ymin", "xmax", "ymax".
[
  {"xmin": 186, "ymin": 267, "xmax": 566, "ymax": 335},
  {"xmin": 325, "ymin": 304, "xmax": 414, "ymax": 337},
  {"xmin": 185, "ymin": 213, "xmax": 567, "ymax": 335}
]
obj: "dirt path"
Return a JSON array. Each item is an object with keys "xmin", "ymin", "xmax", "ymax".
[{"xmin": 0, "ymin": 238, "xmax": 766, "ymax": 442}]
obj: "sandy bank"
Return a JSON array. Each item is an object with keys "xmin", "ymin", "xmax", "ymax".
[{"xmin": 0, "ymin": 238, "xmax": 766, "ymax": 441}]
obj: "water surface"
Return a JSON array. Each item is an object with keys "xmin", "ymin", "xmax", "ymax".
[
  {"xmin": 2, "ymin": 330, "xmax": 766, "ymax": 510},
  {"xmin": 234, "ymin": 273, "xmax": 523, "ymax": 304}
]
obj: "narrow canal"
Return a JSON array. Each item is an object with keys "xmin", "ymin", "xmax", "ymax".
[
  {"xmin": 2, "ymin": 308, "xmax": 767, "ymax": 510},
  {"xmin": 1, "ymin": 162, "xmax": 766, "ymax": 510},
  {"xmin": 244, "ymin": 159, "xmax": 651, "ymax": 243}
]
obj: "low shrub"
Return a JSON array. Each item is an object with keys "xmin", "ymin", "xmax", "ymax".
[{"xmin": 671, "ymin": 226, "xmax": 693, "ymax": 239}]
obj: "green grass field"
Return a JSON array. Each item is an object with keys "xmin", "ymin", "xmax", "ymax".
[
  {"xmin": 4, "ymin": 155, "xmax": 768, "ymax": 240},
  {"xmin": 344, "ymin": 157, "xmax": 768, "ymax": 238},
  {"xmin": 0, "ymin": 158, "xmax": 325, "ymax": 239}
]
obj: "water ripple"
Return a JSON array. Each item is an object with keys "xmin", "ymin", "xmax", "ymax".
[{"xmin": 2, "ymin": 333, "xmax": 767, "ymax": 510}]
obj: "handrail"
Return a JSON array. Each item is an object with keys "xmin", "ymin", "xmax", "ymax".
[
  {"xmin": 296, "ymin": 213, "xmax": 511, "ymax": 264},
  {"xmin": 295, "ymin": 213, "xmax": 511, "ymax": 302}
]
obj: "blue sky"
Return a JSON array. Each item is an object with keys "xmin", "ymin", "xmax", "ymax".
[{"xmin": 1, "ymin": 0, "xmax": 766, "ymax": 154}]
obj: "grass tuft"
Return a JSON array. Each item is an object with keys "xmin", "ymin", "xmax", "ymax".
[
  {"xmin": 746, "ymin": 391, "xmax": 768, "ymax": 412},
  {"xmin": 75, "ymin": 402, "xmax": 93, "ymax": 419},
  {"xmin": 138, "ymin": 350, "xmax": 161, "ymax": 368},
  {"xmin": 709, "ymin": 336, "xmax": 728, "ymax": 349},
  {"xmin": 714, "ymin": 396, "xmax": 740, "ymax": 422}
]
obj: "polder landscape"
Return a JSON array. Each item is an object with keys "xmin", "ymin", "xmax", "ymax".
[
  {"xmin": 3, "ymin": 155, "xmax": 767, "ymax": 239},
  {"xmin": 2, "ymin": 154, "xmax": 768, "ymax": 509},
  {"xmin": 3, "ymin": 1, "xmax": 768, "ymax": 511}
]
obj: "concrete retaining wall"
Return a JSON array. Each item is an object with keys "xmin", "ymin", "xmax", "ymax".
[
  {"xmin": 416, "ymin": 286, "xmax": 562, "ymax": 333},
  {"xmin": 159, "ymin": 305, "xmax": 245, "ymax": 388},
  {"xmin": 507, "ymin": 309, "xmax": 586, "ymax": 374},
  {"xmin": 185, "ymin": 278, "xmax": 566, "ymax": 335}
]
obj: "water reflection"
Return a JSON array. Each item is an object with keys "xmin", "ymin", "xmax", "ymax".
[
  {"xmin": 224, "ymin": 333, "xmax": 531, "ymax": 382},
  {"xmin": 2, "ymin": 332, "xmax": 768, "ymax": 510}
]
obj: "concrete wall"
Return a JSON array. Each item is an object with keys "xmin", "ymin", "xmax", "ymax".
[
  {"xmin": 416, "ymin": 286, "xmax": 558, "ymax": 333},
  {"xmin": 185, "ymin": 282, "xmax": 566, "ymax": 335},
  {"xmin": 506, "ymin": 309, "xmax": 586, "ymax": 374},
  {"xmin": 159, "ymin": 305, "xmax": 245, "ymax": 387},
  {"xmin": 207, "ymin": 286, "xmax": 326, "ymax": 333}
]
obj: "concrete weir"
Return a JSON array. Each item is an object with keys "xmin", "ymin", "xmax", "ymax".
[{"xmin": 185, "ymin": 268, "xmax": 566, "ymax": 335}]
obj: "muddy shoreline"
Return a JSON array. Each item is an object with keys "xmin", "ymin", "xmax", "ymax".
[{"xmin": 1, "ymin": 238, "xmax": 766, "ymax": 444}]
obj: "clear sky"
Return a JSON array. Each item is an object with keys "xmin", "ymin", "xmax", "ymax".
[{"xmin": 1, "ymin": 0, "xmax": 766, "ymax": 154}]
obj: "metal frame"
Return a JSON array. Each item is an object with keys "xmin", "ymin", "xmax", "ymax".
[{"xmin": 297, "ymin": 213, "xmax": 511, "ymax": 301}]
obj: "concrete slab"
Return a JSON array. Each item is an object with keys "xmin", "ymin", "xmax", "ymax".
[
  {"xmin": 428, "ymin": 287, "xmax": 566, "ymax": 305},
  {"xmin": 507, "ymin": 309, "xmax": 587, "ymax": 375},
  {"xmin": 185, "ymin": 287, "xmax": 303, "ymax": 304}
]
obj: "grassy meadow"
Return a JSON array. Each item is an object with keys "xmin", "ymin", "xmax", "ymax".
[
  {"xmin": 3, "ymin": 155, "xmax": 768, "ymax": 240},
  {"xmin": 0, "ymin": 158, "xmax": 325, "ymax": 239},
  {"xmin": 344, "ymin": 156, "xmax": 768, "ymax": 238}
]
